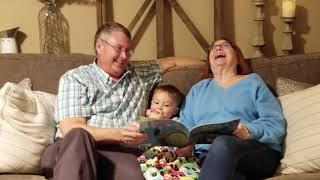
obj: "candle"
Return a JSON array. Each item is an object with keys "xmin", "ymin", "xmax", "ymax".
[{"xmin": 282, "ymin": 0, "xmax": 296, "ymax": 18}]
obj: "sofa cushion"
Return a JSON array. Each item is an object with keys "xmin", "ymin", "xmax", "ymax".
[
  {"xmin": 278, "ymin": 84, "xmax": 320, "ymax": 174},
  {"xmin": 276, "ymin": 77, "xmax": 313, "ymax": 96},
  {"xmin": 266, "ymin": 172, "xmax": 320, "ymax": 180},
  {"xmin": 0, "ymin": 174, "xmax": 46, "ymax": 180},
  {"xmin": 0, "ymin": 82, "xmax": 56, "ymax": 174}
]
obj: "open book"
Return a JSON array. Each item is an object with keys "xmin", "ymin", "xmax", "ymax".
[{"xmin": 139, "ymin": 118, "xmax": 240, "ymax": 147}]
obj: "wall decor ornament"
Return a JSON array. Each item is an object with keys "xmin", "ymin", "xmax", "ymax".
[
  {"xmin": 251, "ymin": 0, "xmax": 265, "ymax": 58},
  {"xmin": 38, "ymin": 0, "xmax": 70, "ymax": 54}
]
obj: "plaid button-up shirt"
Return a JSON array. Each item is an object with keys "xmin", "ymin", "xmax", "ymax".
[{"xmin": 55, "ymin": 59, "xmax": 161, "ymax": 138}]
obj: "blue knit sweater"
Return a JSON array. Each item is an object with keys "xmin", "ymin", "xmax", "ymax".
[{"xmin": 180, "ymin": 73, "xmax": 286, "ymax": 152}]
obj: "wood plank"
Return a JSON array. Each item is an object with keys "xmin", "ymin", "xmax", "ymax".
[
  {"xmin": 96, "ymin": 0, "xmax": 113, "ymax": 27},
  {"xmin": 128, "ymin": 0, "xmax": 152, "ymax": 31},
  {"xmin": 132, "ymin": 2, "xmax": 156, "ymax": 50},
  {"xmin": 156, "ymin": 0, "xmax": 174, "ymax": 58},
  {"xmin": 214, "ymin": 0, "xmax": 224, "ymax": 40},
  {"xmin": 96, "ymin": 0, "xmax": 103, "ymax": 27},
  {"xmin": 103, "ymin": 0, "xmax": 114, "ymax": 23},
  {"xmin": 168, "ymin": 0, "xmax": 208, "ymax": 53},
  {"xmin": 101, "ymin": 0, "xmax": 107, "ymax": 24}
]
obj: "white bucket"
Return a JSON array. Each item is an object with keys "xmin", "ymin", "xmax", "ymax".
[{"xmin": 0, "ymin": 38, "xmax": 18, "ymax": 53}]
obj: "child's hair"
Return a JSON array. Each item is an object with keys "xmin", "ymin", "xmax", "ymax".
[{"xmin": 151, "ymin": 84, "xmax": 185, "ymax": 108}]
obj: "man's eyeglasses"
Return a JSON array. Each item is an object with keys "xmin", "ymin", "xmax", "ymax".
[
  {"xmin": 99, "ymin": 38, "xmax": 133, "ymax": 56},
  {"xmin": 208, "ymin": 42, "xmax": 231, "ymax": 52}
]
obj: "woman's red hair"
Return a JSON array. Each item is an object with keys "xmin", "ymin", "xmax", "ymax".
[{"xmin": 201, "ymin": 37, "xmax": 252, "ymax": 79}]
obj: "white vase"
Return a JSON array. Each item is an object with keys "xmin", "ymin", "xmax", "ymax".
[{"xmin": 0, "ymin": 38, "xmax": 18, "ymax": 53}]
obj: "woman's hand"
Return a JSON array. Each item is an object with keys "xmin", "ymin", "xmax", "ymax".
[
  {"xmin": 175, "ymin": 144, "xmax": 194, "ymax": 157},
  {"xmin": 121, "ymin": 122, "xmax": 147, "ymax": 144},
  {"xmin": 233, "ymin": 122, "xmax": 251, "ymax": 140}
]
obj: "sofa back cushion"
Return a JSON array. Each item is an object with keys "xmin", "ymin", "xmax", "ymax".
[
  {"xmin": 1, "ymin": 53, "xmax": 320, "ymax": 96},
  {"xmin": 0, "ymin": 53, "xmax": 94, "ymax": 94}
]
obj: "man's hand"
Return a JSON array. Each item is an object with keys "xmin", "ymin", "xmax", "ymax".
[
  {"xmin": 59, "ymin": 118, "xmax": 147, "ymax": 143},
  {"xmin": 121, "ymin": 122, "xmax": 148, "ymax": 144},
  {"xmin": 233, "ymin": 122, "xmax": 251, "ymax": 140}
]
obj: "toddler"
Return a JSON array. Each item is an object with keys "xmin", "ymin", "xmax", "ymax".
[
  {"xmin": 139, "ymin": 85, "xmax": 201, "ymax": 179},
  {"xmin": 146, "ymin": 84, "xmax": 184, "ymax": 120}
]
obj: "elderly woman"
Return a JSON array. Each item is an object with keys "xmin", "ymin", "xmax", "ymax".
[{"xmin": 176, "ymin": 38, "xmax": 286, "ymax": 180}]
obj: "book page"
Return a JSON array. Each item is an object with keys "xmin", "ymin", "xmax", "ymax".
[
  {"xmin": 140, "ymin": 119, "xmax": 190, "ymax": 147},
  {"xmin": 188, "ymin": 119, "xmax": 240, "ymax": 144}
]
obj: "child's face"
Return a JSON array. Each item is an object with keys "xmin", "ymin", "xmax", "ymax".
[{"xmin": 149, "ymin": 91, "xmax": 179, "ymax": 119}]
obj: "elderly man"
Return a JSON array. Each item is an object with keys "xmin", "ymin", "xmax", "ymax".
[{"xmin": 39, "ymin": 21, "xmax": 203, "ymax": 180}]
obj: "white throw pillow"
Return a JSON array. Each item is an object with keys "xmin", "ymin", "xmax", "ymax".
[
  {"xmin": 0, "ymin": 82, "xmax": 56, "ymax": 174},
  {"xmin": 278, "ymin": 84, "xmax": 320, "ymax": 174}
]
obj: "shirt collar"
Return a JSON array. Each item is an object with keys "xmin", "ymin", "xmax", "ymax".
[{"xmin": 92, "ymin": 58, "xmax": 132, "ymax": 84}]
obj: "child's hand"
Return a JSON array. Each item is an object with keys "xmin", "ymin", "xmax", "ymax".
[{"xmin": 146, "ymin": 109, "xmax": 165, "ymax": 119}]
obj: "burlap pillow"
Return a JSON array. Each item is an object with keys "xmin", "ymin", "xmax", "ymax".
[
  {"xmin": 278, "ymin": 84, "xmax": 320, "ymax": 174},
  {"xmin": 276, "ymin": 77, "xmax": 313, "ymax": 96},
  {"xmin": 0, "ymin": 82, "xmax": 56, "ymax": 174},
  {"xmin": 17, "ymin": 78, "xmax": 33, "ymax": 90}
]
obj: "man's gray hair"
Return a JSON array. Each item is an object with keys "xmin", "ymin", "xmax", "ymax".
[{"xmin": 94, "ymin": 22, "xmax": 131, "ymax": 54}]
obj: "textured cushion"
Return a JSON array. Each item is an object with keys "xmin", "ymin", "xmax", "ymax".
[
  {"xmin": 0, "ymin": 82, "xmax": 56, "ymax": 174},
  {"xmin": 276, "ymin": 77, "xmax": 313, "ymax": 96},
  {"xmin": 17, "ymin": 78, "xmax": 33, "ymax": 90},
  {"xmin": 278, "ymin": 84, "xmax": 320, "ymax": 174}
]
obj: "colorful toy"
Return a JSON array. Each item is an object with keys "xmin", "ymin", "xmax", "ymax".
[
  {"xmin": 144, "ymin": 146, "xmax": 162, "ymax": 159},
  {"xmin": 144, "ymin": 167, "xmax": 163, "ymax": 180},
  {"xmin": 179, "ymin": 162, "xmax": 200, "ymax": 179},
  {"xmin": 160, "ymin": 146, "xmax": 176, "ymax": 162},
  {"xmin": 138, "ymin": 146, "xmax": 200, "ymax": 180}
]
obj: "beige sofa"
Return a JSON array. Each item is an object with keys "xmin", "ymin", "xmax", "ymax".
[{"xmin": 0, "ymin": 53, "xmax": 320, "ymax": 180}]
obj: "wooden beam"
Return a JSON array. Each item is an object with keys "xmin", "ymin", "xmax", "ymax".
[
  {"xmin": 96, "ymin": 0, "xmax": 113, "ymax": 28},
  {"xmin": 132, "ymin": 2, "xmax": 156, "ymax": 50},
  {"xmin": 156, "ymin": 0, "xmax": 174, "ymax": 58},
  {"xmin": 103, "ymin": 0, "xmax": 114, "ymax": 23},
  {"xmin": 168, "ymin": 0, "xmax": 208, "ymax": 53},
  {"xmin": 96, "ymin": 0, "xmax": 103, "ymax": 27},
  {"xmin": 214, "ymin": 0, "xmax": 224, "ymax": 40},
  {"xmin": 128, "ymin": 0, "xmax": 152, "ymax": 31}
]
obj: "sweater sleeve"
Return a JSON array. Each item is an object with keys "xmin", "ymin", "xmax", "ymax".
[
  {"xmin": 245, "ymin": 80, "xmax": 287, "ymax": 146},
  {"xmin": 179, "ymin": 85, "xmax": 197, "ymax": 129}
]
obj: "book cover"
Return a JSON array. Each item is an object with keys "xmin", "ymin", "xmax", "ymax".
[{"xmin": 139, "ymin": 118, "xmax": 240, "ymax": 147}]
